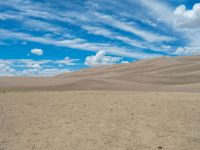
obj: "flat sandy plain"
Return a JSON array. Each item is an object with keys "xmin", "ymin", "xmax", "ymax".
[
  {"xmin": 0, "ymin": 56, "xmax": 200, "ymax": 150},
  {"xmin": 1, "ymin": 91, "xmax": 200, "ymax": 150}
]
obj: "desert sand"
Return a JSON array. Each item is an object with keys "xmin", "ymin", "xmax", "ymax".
[
  {"xmin": 0, "ymin": 55, "xmax": 200, "ymax": 92},
  {"xmin": 1, "ymin": 91, "xmax": 200, "ymax": 150},
  {"xmin": 0, "ymin": 56, "xmax": 200, "ymax": 150}
]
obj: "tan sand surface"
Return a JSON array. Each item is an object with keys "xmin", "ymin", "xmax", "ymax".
[
  {"xmin": 1, "ymin": 91, "xmax": 200, "ymax": 150},
  {"xmin": 0, "ymin": 55, "xmax": 200, "ymax": 92}
]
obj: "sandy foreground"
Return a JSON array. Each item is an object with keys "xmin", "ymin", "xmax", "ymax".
[{"xmin": 0, "ymin": 91, "xmax": 200, "ymax": 150}]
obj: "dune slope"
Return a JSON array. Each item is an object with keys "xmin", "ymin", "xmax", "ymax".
[{"xmin": 0, "ymin": 55, "xmax": 200, "ymax": 92}]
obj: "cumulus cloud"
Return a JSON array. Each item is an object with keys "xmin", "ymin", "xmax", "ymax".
[
  {"xmin": 0, "ymin": 63, "xmax": 16, "ymax": 76},
  {"xmin": 0, "ymin": 58, "xmax": 78, "ymax": 76},
  {"xmin": 0, "ymin": 65, "xmax": 70, "ymax": 76},
  {"xmin": 174, "ymin": 47, "xmax": 200, "ymax": 55},
  {"xmin": 173, "ymin": 3, "xmax": 200, "ymax": 28},
  {"xmin": 85, "ymin": 51, "xmax": 122, "ymax": 67},
  {"xmin": 31, "ymin": 48, "xmax": 43, "ymax": 56}
]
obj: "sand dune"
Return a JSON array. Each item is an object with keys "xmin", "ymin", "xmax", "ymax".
[
  {"xmin": 1, "ymin": 56, "xmax": 200, "ymax": 150},
  {"xmin": 0, "ymin": 55, "xmax": 200, "ymax": 92}
]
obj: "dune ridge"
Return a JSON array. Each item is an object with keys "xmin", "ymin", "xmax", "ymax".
[{"xmin": 0, "ymin": 55, "xmax": 200, "ymax": 92}]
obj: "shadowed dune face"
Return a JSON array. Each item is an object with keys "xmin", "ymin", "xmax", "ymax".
[{"xmin": 0, "ymin": 56, "xmax": 200, "ymax": 92}]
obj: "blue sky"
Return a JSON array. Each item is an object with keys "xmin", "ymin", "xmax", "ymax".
[{"xmin": 0, "ymin": 0, "xmax": 200, "ymax": 76}]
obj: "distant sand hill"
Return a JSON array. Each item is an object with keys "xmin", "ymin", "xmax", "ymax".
[
  {"xmin": 1, "ymin": 56, "xmax": 200, "ymax": 150},
  {"xmin": 0, "ymin": 55, "xmax": 200, "ymax": 92}
]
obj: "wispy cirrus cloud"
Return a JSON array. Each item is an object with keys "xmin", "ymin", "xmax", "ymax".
[
  {"xmin": 1, "ymin": 0, "xmax": 199, "ymax": 77},
  {"xmin": 0, "ymin": 29, "xmax": 161, "ymax": 59},
  {"xmin": 93, "ymin": 12, "xmax": 175, "ymax": 43},
  {"xmin": 0, "ymin": 0, "xmax": 177, "ymax": 55},
  {"xmin": 137, "ymin": 0, "xmax": 174, "ymax": 24},
  {"xmin": 82, "ymin": 25, "xmax": 146, "ymax": 49}
]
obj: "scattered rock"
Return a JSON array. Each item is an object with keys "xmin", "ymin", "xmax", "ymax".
[{"xmin": 0, "ymin": 90, "xmax": 8, "ymax": 94}]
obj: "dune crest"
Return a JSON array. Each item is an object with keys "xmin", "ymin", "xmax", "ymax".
[{"xmin": 0, "ymin": 55, "xmax": 200, "ymax": 92}]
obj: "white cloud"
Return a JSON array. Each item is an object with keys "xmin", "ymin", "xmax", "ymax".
[
  {"xmin": 0, "ymin": 58, "xmax": 78, "ymax": 76},
  {"xmin": 0, "ymin": 63, "xmax": 16, "ymax": 76},
  {"xmin": 23, "ymin": 19, "xmax": 66, "ymax": 34},
  {"xmin": 0, "ymin": 29, "xmax": 160, "ymax": 59},
  {"xmin": 174, "ymin": 47, "xmax": 200, "ymax": 55},
  {"xmin": 83, "ymin": 25, "xmax": 146, "ymax": 49},
  {"xmin": 31, "ymin": 48, "xmax": 43, "ymax": 56},
  {"xmin": 1, "ymin": 0, "xmax": 175, "ymax": 44},
  {"xmin": 174, "ymin": 3, "xmax": 200, "ymax": 28},
  {"xmin": 0, "ymin": 0, "xmax": 175, "ymax": 58},
  {"xmin": 0, "ymin": 63, "xmax": 6, "ymax": 69},
  {"xmin": 138, "ymin": 0, "xmax": 173, "ymax": 25},
  {"xmin": 85, "ymin": 51, "xmax": 122, "ymax": 67},
  {"xmin": 26, "ymin": 62, "xmax": 41, "ymax": 69},
  {"xmin": 54, "ymin": 57, "xmax": 79, "ymax": 65},
  {"xmin": 171, "ymin": 3, "xmax": 200, "ymax": 51},
  {"xmin": 94, "ymin": 13, "xmax": 175, "ymax": 43}
]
